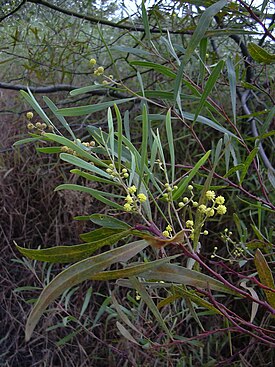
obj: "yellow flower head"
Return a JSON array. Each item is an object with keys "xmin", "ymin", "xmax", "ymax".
[
  {"xmin": 215, "ymin": 195, "xmax": 225, "ymax": 205},
  {"xmin": 166, "ymin": 224, "xmax": 172, "ymax": 232},
  {"xmin": 206, "ymin": 208, "xmax": 215, "ymax": 217},
  {"xmin": 216, "ymin": 205, "xmax": 227, "ymax": 215},
  {"xmin": 162, "ymin": 230, "xmax": 170, "ymax": 238},
  {"xmin": 125, "ymin": 195, "xmax": 133, "ymax": 204},
  {"xmin": 198, "ymin": 204, "xmax": 207, "ymax": 214},
  {"xmin": 123, "ymin": 203, "xmax": 132, "ymax": 212},
  {"xmin": 128, "ymin": 185, "xmax": 137, "ymax": 194},
  {"xmin": 89, "ymin": 58, "xmax": 97, "ymax": 66},
  {"xmin": 26, "ymin": 111, "xmax": 33, "ymax": 120},
  {"xmin": 186, "ymin": 220, "xmax": 194, "ymax": 228},
  {"xmin": 97, "ymin": 66, "xmax": 104, "ymax": 74},
  {"xmin": 205, "ymin": 190, "xmax": 215, "ymax": 200},
  {"xmin": 27, "ymin": 123, "xmax": 35, "ymax": 130},
  {"xmin": 137, "ymin": 193, "xmax": 147, "ymax": 203}
]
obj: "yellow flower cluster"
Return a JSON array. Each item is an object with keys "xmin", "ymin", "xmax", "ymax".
[
  {"xmin": 123, "ymin": 185, "xmax": 147, "ymax": 212},
  {"xmin": 106, "ymin": 164, "xmax": 130, "ymax": 179},
  {"xmin": 162, "ymin": 224, "xmax": 173, "ymax": 238},
  {"xmin": 26, "ymin": 112, "xmax": 54, "ymax": 134},
  {"xmin": 82, "ymin": 141, "xmax": 96, "ymax": 148},
  {"xmin": 162, "ymin": 183, "xmax": 178, "ymax": 202},
  {"xmin": 94, "ymin": 66, "xmax": 104, "ymax": 76}
]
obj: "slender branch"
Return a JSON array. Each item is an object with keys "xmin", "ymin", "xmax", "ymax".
[
  {"xmin": 237, "ymin": 0, "xmax": 275, "ymax": 42},
  {"xmin": 26, "ymin": 0, "xmax": 193, "ymax": 35},
  {"xmin": 175, "ymin": 163, "xmax": 275, "ymax": 210},
  {"xmin": 0, "ymin": 82, "xmax": 128, "ymax": 99}
]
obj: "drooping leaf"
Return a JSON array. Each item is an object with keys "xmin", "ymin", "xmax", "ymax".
[
  {"xmin": 55, "ymin": 184, "xmax": 124, "ymax": 210},
  {"xmin": 16, "ymin": 230, "xmax": 131, "ymax": 263},
  {"xmin": 130, "ymin": 276, "xmax": 172, "ymax": 337},
  {"xmin": 25, "ymin": 239, "xmax": 149, "ymax": 341},
  {"xmin": 248, "ymin": 43, "xmax": 275, "ymax": 64},
  {"xmin": 158, "ymin": 286, "xmax": 222, "ymax": 315},
  {"xmin": 60, "ymin": 153, "xmax": 111, "ymax": 178},
  {"xmin": 87, "ymin": 214, "xmax": 131, "ymax": 230},
  {"xmin": 254, "ymin": 249, "xmax": 275, "ymax": 308},
  {"xmin": 143, "ymin": 263, "xmax": 238, "ymax": 295},
  {"xmin": 129, "ymin": 61, "xmax": 176, "ymax": 79},
  {"xmin": 57, "ymin": 98, "xmax": 136, "ymax": 117},
  {"xmin": 70, "ymin": 169, "xmax": 119, "ymax": 186},
  {"xmin": 80, "ymin": 227, "xmax": 124, "ymax": 242}
]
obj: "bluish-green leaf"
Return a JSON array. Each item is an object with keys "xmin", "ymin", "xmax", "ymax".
[
  {"xmin": 173, "ymin": 151, "xmax": 211, "ymax": 200},
  {"xmin": 25, "ymin": 239, "xmax": 149, "ymax": 341},
  {"xmin": 174, "ymin": 0, "xmax": 227, "ymax": 100},
  {"xmin": 57, "ymin": 98, "xmax": 136, "ymax": 117},
  {"xmin": 16, "ymin": 230, "xmax": 131, "ymax": 263}
]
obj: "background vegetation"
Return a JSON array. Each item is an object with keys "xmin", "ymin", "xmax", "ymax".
[{"xmin": 1, "ymin": 1, "xmax": 274, "ymax": 366}]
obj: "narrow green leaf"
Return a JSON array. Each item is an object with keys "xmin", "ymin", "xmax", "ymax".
[
  {"xmin": 80, "ymin": 287, "xmax": 93, "ymax": 317},
  {"xmin": 13, "ymin": 137, "xmax": 40, "ymax": 147},
  {"xmin": 141, "ymin": 0, "xmax": 151, "ymax": 41},
  {"xmin": 70, "ymin": 84, "xmax": 110, "ymax": 96},
  {"xmin": 165, "ymin": 109, "xmax": 175, "ymax": 182},
  {"xmin": 138, "ymin": 104, "xmax": 149, "ymax": 191},
  {"xmin": 116, "ymin": 322, "xmax": 139, "ymax": 345},
  {"xmin": 181, "ymin": 111, "xmax": 238, "ymax": 138},
  {"xmin": 254, "ymin": 249, "xmax": 275, "ymax": 308},
  {"xmin": 172, "ymin": 150, "xmax": 211, "ymax": 200},
  {"xmin": 223, "ymin": 164, "xmax": 244, "ymax": 178},
  {"xmin": 87, "ymin": 214, "xmax": 131, "ymax": 229},
  {"xmin": 129, "ymin": 61, "xmax": 176, "ymax": 78},
  {"xmin": 259, "ymin": 106, "xmax": 275, "ymax": 136},
  {"xmin": 174, "ymin": 0, "xmax": 227, "ymax": 100},
  {"xmin": 43, "ymin": 96, "xmax": 76, "ymax": 139},
  {"xmin": 130, "ymin": 276, "xmax": 172, "ymax": 337},
  {"xmin": 91, "ymin": 256, "xmax": 177, "ymax": 281},
  {"xmin": 240, "ymin": 147, "xmax": 259, "ymax": 184},
  {"xmin": 144, "ymin": 264, "xmax": 238, "ymax": 295},
  {"xmin": 107, "ymin": 107, "xmax": 115, "ymax": 159},
  {"xmin": 199, "ymin": 38, "xmax": 208, "ymax": 84},
  {"xmin": 20, "ymin": 89, "xmax": 52, "ymax": 126},
  {"xmin": 36, "ymin": 147, "xmax": 62, "ymax": 154},
  {"xmin": 248, "ymin": 43, "xmax": 275, "ymax": 64},
  {"xmin": 44, "ymin": 133, "xmax": 106, "ymax": 166},
  {"xmin": 226, "ymin": 57, "xmax": 237, "ymax": 124},
  {"xmin": 158, "ymin": 286, "xmax": 221, "ymax": 315},
  {"xmin": 70, "ymin": 169, "xmax": 118, "ymax": 186},
  {"xmin": 114, "ymin": 104, "xmax": 123, "ymax": 173},
  {"xmin": 60, "ymin": 153, "xmax": 111, "ymax": 178},
  {"xmin": 57, "ymin": 98, "xmax": 136, "ymax": 117},
  {"xmin": 16, "ymin": 230, "xmax": 131, "ymax": 263},
  {"xmin": 80, "ymin": 227, "xmax": 123, "ymax": 242},
  {"xmin": 194, "ymin": 60, "xmax": 224, "ymax": 121},
  {"xmin": 111, "ymin": 293, "xmax": 141, "ymax": 334},
  {"xmin": 25, "ymin": 239, "xmax": 149, "ymax": 341},
  {"xmin": 55, "ymin": 184, "xmax": 124, "ymax": 210}
]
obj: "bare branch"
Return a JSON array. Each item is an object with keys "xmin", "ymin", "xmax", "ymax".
[{"xmin": 27, "ymin": 0, "xmax": 193, "ymax": 35}]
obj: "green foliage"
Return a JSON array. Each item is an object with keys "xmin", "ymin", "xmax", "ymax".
[{"xmin": 5, "ymin": 0, "xmax": 275, "ymax": 364}]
